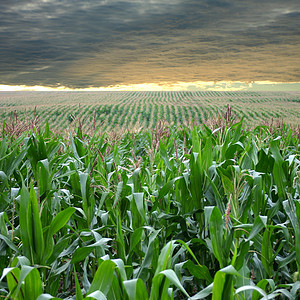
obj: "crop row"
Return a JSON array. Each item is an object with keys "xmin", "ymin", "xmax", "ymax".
[{"xmin": 0, "ymin": 91, "xmax": 299, "ymax": 131}]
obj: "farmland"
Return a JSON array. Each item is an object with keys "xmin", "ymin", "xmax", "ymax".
[
  {"xmin": 0, "ymin": 91, "xmax": 299, "ymax": 133},
  {"xmin": 0, "ymin": 91, "xmax": 300, "ymax": 299}
]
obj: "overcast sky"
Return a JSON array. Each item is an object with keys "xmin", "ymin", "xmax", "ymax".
[{"xmin": 0, "ymin": 0, "xmax": 299, "ymax": 90}]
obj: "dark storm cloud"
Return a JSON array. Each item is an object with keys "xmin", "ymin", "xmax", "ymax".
[{"xmin": 0, "ymin": 0, "xmax": 299, "ymax": 87}]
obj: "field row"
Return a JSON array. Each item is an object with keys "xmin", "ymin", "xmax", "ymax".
[{"xmin": 0, "ymin": 91, "xmax": 299, "ymax": 132}]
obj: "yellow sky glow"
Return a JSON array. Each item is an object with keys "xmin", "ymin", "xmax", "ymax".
[{"xmin": 1, "ymin": 81, "xmax": 300, "ymax": 92}]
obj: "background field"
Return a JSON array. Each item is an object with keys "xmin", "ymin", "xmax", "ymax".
[{"xmin": 0, "ymin": 91, "xmax": 299, "ymax": 132}]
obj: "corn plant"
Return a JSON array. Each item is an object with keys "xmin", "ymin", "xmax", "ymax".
[{"xmin": 0, "ymin": 118, "xmax": 299, "ymax": 299}]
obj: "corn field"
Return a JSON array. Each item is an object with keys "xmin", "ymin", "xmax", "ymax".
[
  {"xmin": 0, "ymin": 91, "xmax": 299, "ymax": 134},
  {"xmin": 0, "ymin": 114, "xmax": 299, "ymax": 299}
]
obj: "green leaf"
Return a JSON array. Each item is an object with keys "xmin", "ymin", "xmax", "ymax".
[
  {"xmin": 205, "ymin": 173, "xmax": 225, "ymax": 214},
  {"xmin": 0, "ymin": 211, "xmax": 9, "ymax": 236},
  {"xmin": 19, "ymin": 184, "xmax": 33, "ymax": 263},
  {"xmin": 124, "ymin": 278, "xmax": 148, "ymax": 300},
  {"xmin": 160, "ymin": 269, "xmax": 190, "ymax": 298},
  {"xmin": 79, "ymin": 171, "xmax": 89, "ymax": 212},
  {"xmin": 247, "ymin": 215, "xmax": 267, "ymax": 240},
  {"xmin": 234, "ymin": 241, "xmax": 250, "ymax": 271},
  {"xmin": 71, "ymin": 238, "xmax": 111, "ymax": 264},
  {"xmin": 87, "ymin": 260, "xmax": 115, "ymax": 296},
  {"xmin": 113, "ymin": 181, "xmax": 123, "ymax": 208},
  {"xmin": 106, "ymin": 275, "xmax": 122, "ymax": 300},
  {"xmin": 157, "ymin": 177, "xmax": 181, "ymax": 201},
  {"xmin": 112, "ymin": 259, "xmax": 127, "ymax": 281},
  {"xmin": 30, "ymin": 182, "xmax": 45, "ymax": 264},
  {"xmin": 43, "ymin": 207, "xmax": 76, "ymax": 262},
  {"xmin": 4, "ymin": 267, "xmax": 23, "ymax": 300},
  {"xmin": 37, "ymin": 159, "xmax": 50, "ymax": 195},
  {"xmin": 0, "ymin": 170, "xmax": 8, "ymax": 191},
  {"xmin": 23, "ymin": 267, "xmax": 43, "ymax": 300},
  {"xmin": 74, "ymin": 266, "xmax": 84, "ymax": 300},
  {"xmin": 71, "ymin": 247, "xmax": 94, "ymax": 264},
  {"xmin": 184, "ymin": 260, "xmax": 213, "ymax": 284},
  {"xmin": 270, "ymin": 139, "xmax": 286, "ymax": 199},
  {"xmin": 16, "ymin": 266, "xmax": 35, "ymax": 297},
  {"xmin": 283, "ymin": 195, "xmax": 300, "ymax": 273},
  {"xmin": 37, "ymin": 294, "xmax": 62, "ymax": 300},
  {"xmin": 159, "ymin": 141, "xmax": 172, "ymax": 170},
  {"xmin": 133, "ymin": 193, "xmax": 146, "ymax": 221},
  {"xmin": 209, "ymin": 206, "xmax": 225, "ymax": 268},
  {"xmin": 136, "ymin": 228, "xmax": 160, "ymax": 280},
  {"xmin": 128, "ymin": 227, "xmax": 143, "ymax": 256},
  {"xmin": 154, "ymin": 241, "xmax": 176, "ymax": 276},
  {"xmin": 212, "ymin": 265, "xmax": 240, "ymax": 300},
  {"xmin": 48, "ymin": 207, "xmax": 76, "ymax": 237},
  {"xmin": 0, "ymin": 233, "xmax": 20, "ymax": 253},
  {"xmin": 189, "ymin": 283, "xmax": 213, "ymax": 299},
  {"xmin": 86, "ymin": 290, "xmax": 107, "ymax": 300},
  {"xmin": 261, "ymin": 227, "xmax": 274, "ymax": 277},
  {"xmin": 252, "ymin": 279, "xmax": 275, "ymax": 300},
  {"xmin": 235, "ymin": 285, "xmax": 267, "ymax": 298},
  {"xmin": 69, "ymin": 130, "xmax": 80, "ymax": 160}
]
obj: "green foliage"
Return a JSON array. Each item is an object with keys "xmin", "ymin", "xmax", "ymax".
[{"xmin": 0, "ymin": 119, "xmax": 299, "ymax": 299}]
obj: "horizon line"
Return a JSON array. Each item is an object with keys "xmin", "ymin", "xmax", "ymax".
[{"xmin": 1, "ymin": 81, "xmax": 300, "ymax": 92}]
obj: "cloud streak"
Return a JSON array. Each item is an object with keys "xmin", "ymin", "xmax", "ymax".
[{"xmin": 0, "ymin": 0, "xmax": 299, "ymax": 88}]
